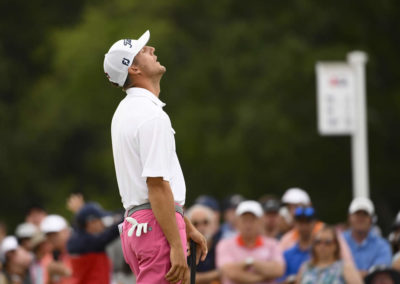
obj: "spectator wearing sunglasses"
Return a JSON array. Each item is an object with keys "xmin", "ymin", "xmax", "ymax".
[
  {"xmin": 279, "ymin": 207, "xmax": 316, "ymax": 283},
  {"xmin": 186, "ymin": 204, "xmax": 222, "ymax": 284},
  {"xmin": 296, "ymin": 226, "xmax": 362, "ymax": 284}
]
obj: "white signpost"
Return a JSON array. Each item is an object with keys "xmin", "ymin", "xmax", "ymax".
[{"xmin": 316, "ymin": 51, "xmax": 369, "ymax": 199}]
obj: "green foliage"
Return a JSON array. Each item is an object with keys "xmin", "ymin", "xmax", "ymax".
[{"xmin": 1, "ymin": 0, "xmax": 400, "ymax": 231}]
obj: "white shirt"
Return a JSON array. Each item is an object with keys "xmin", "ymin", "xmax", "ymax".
[{"xmin": 111, "ymin": 87, "xmax": 186, "ymax": 209}]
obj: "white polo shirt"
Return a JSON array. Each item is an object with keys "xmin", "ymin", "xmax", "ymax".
[{"xmin": 111, "ymin": 87, "xmax": 186, "ymax": 209}]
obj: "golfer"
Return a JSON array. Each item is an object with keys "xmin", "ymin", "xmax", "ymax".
[{"xmin": 103, "ymin": 30, "xmax": 207, "ymax": 284}]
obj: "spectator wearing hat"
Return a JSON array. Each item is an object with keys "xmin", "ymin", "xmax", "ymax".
[
  {"xmin": 67, "ymin": 202, "xmax": 122, "ymax": 284},
  {"xmin": 279, "ymin": 190, "xmax": 354, "ymax": 265},
  {"xmin": 342, "ymin": 197, "xmax": 392, "ymax": 276},
  {"xmin": 216, "ymin": 201, "xmax": 284, "ymax": 284},
  {"xmin": 220, "ymin": 194, "xmax": 244, "ymax": 240},
  {"xmin": 389, "ymin": 211, "xmax": 400, "ymax": 272},
  {"xmin": 262, "ymin": 199, "xmax": 282, "ymax": 239},
  {"xmin": 364, "ymin": 266, "xmax": 400, "ymax": 284},
  {"xmin": 279, "ymin": 207, "xmax": 316, "ymax": 283},
  {"xmin": 15, "ymin": 223, "xmax": 38, "ymax": 251},
  {"xmin": 1, "ymin": 236, "xmax": 33, "ymax": 284},
  {"xmin": 40, "ymin": 215, "xmax": 74, "ymax": 284},
  {"xmin": 186, "ymin": 204, "xmax": 221, "ymax": 284}
]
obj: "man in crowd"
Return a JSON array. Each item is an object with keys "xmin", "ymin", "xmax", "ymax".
[
  {"xmin": 40, "ymin": 214, "xmax": 74, "ymax": 284},
  {"xmin": 195, "ymin": 195, "xmax": 221, "ymax": 237},
  {"xmin": 67, "ymin": 202, "xmax": 122, "ymax": 284},
  {"xmin": 187, "ymin": 204, "xmax": 221, "ymax": 284},
  {"xmin": 280, "ymin": 207, "xmax": 316, "ymax": 282},
  {"xmin": 217, "ymin": 200, "xmax": 284, "ymax": 284},
  {"xmin": 15, "ymin": 223, "xmax": 38, "ymax": 251},
  {"xmin": 342, "ymin": 197, "xmax": 392, "ymax": 276},
  {"xmin": 220, "ymin": 194, "xmax": 244, "ymax": 239},
  {"xmin": 262, "ymin": 199, "xmax": 281, "ymax": 239},
  {"xmin": 0, "ymin": 235, "xmax": 33, "ymax": 283}
]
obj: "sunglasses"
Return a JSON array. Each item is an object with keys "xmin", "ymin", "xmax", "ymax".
[
  {"xmin": 294, "ymin": 207, "xmax": 315, "ymax": 218},
  {"xmin": 314, "ymin": 239, "xmax": 334, "ymax": 246},
  {"xmin": 193, "ymin": 219, "xmax": 210, "ymax": 227}
]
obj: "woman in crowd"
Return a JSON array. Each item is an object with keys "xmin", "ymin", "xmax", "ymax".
[{"xmin": 296, "ymin": 226, "xmax": 362, "ymax": 284}]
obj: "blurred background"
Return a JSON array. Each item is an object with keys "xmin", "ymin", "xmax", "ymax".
[{"xmin": 1, "ymin": 0, "xmax": 399, "ymax": 233}]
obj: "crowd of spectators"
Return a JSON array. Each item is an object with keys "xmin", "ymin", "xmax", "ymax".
[{"xmin": 0, "ymin": 188, "xmax": 399, "ymax": 284}]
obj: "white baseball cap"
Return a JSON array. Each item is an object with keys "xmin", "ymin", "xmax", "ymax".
[
  {"xmin": 282, "ymin": 187, "xmax": 311, "ymax": 205},
  {"xmin": 15, "ymin": 223, "xmax": 37, "ymax": 239},
  {"xmin": 235, "ymin": 201, "xmax": 263, "ymax": 218},
  {"xmin": 349, "ymin": 197, "xmax": 374, "ymax": 216},
  {"xmin": 0, "ymin": 236, "xmax": 18, "ymax": 259},
  {"xmin": 103, "ymin": 30, "xmax": 150, "ymax": 87},
  {"xmin": 40, "ymin": 215, "xmax": 68, "ymax": 234}
]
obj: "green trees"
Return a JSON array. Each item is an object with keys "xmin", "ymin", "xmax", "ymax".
[{"xmin": 1, "ymin": 0, "xmax": 399, "ymax": 229}]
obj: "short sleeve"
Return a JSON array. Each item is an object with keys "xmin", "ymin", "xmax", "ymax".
[{"xmin": 137, "ymin": 116, "xmax": 174, "ymax": 181}]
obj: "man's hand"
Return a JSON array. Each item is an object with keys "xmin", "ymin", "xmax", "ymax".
[
  {"xmin": 165, "ymin": 245, "xmax": 190, "ymax": 283},
  {"xmin": 184, "ymin": 216, "xmax": 208, "ymax": 264}
]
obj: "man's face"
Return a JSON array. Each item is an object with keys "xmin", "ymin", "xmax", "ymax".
[
  {"xmin": 349, "ymin": 210, "xmax": 372, "ymax": 233},
  {"xmin": 295, "ymin": 218, "xmax": 314, "ymax": 240},
  {"xmin": 46, "ymin": 229, "xmax": 69, "ymax": 251},
  {"xmin": 263, "ymin": 211, "xmax": 280, "ymax": 229},
  {"xmin": 190, "ymin": 209, "xmax": 213, "ymax": 240},
  {"xmin": 133, "ymin": 46, "xmax": 166, "ymax": 77},
  {"xmin": 237, "ymin": 213, "xmax": 261, "ymax": 239},
  {"xmin": 86, "ymin": 218, "xmax": 105, "ymax": 235}
]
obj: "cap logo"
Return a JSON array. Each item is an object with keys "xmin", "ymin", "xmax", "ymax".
[
  {"xmin": 123, "ymin": 39, "xmax": 132, "ymax": 48},
  {"xmin": 122, "ymin": 58, "xmax": 130, "ymax": 66}
]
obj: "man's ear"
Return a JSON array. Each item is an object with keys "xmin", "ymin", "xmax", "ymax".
[{"xmin": 128, "ymin": 65, "xmax": 140, "ymax": 76}]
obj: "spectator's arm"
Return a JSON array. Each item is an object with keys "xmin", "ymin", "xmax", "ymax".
[
  {"xmin": 342, "ymin": 261, "xmax": 363, "ymax": 284},
  {"xmin": 67, "ymin": 225, "xmax": 119, "ymax": 254},
  {"xmin": 220, "ymin": 262, "xmax": 264, "ymax": 283},
  {"xmin": 252, "ymin": 259, "xmax": 285, "ymax": 279},
  {"xmin": 196, "ymin": 269, "xmax": 220, "ymax": 283}
]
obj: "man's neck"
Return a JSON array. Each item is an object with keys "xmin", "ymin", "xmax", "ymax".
[
  {"xmin": 133, "ymin": 77, "xmax": 162, "ymax": 97},
  {"xmin": 352, "ymin": 229, "xmax": 369, "ymax": 243},
  {"xmin": 298, "ymin": 236, "xmax": 312, "ymax": 250},
  {"xmin": 241, "ymin": 235, "xmax": 258, "ymax": 247}
]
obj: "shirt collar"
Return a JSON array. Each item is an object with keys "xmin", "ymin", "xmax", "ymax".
[
  {"xmin": 236, "ymin": 235, "xmax": 264, "ymax": 248},
  {"xmin": 125, "ymin": 87, "xmax": 166, "ymax": 108}
]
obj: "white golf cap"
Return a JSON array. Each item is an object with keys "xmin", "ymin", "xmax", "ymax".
[
  {"xmin": 235, "ymin": 201, "xmax": 263, "ymax": 218},
  {"xmin": 282, "ymin": 187, "xmax": 311, "ymax": 205},
  {"xmin": 349, "ymin": 197, "xmax": 374, "ymax": 216},
  {"xmin": 15, "ymin": 223, "xmax": 37, "ymax": 239},
  {"xmin": 103, "ymin": 30, "xmax": 150, "ymax": 87},
  {"xmin": 40, "ymin": 215, "xmax": 68, "ymax": 234},
  {"xmin": 0, "ymin": 236, "xmax": 18, "ymax": 259}
]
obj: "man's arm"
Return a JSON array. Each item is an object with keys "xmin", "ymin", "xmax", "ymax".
[
  {"xmin": 251, "ymin": 259, "xmax": 285, "ymax": 279},
  {"xmin": 220, "ymin": 262, "xmax": 264, "ymax": 283},
  {"xmin": 148, "ymin": 177, "xmax": 188, "ymax": 284}
]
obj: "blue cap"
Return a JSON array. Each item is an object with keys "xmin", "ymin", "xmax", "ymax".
[
  {"xmin": 76, "ymin": 202, "xmax": 108, "ymax": 228},
  {"xmin": 194, "ymin": 195, "xmax": 220, "ymax": 212}
]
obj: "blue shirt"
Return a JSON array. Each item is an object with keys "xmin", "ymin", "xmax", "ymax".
[
  {"xmin": 280, "ymin": 243, "xmax": 311, "ymax": 282},
  {"xmin": 342, "ymin": 229, "xmax": 392, "ymax": 271}
]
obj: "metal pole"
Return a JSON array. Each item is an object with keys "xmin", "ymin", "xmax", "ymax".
[{"xmin": 347, "ymin": 51, "xmax": 369, "ymax": 198}]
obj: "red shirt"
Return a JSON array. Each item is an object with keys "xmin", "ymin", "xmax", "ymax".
[{"xmin": 69, "ymin": 252, "xmax": 111, "ymax": 284}]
